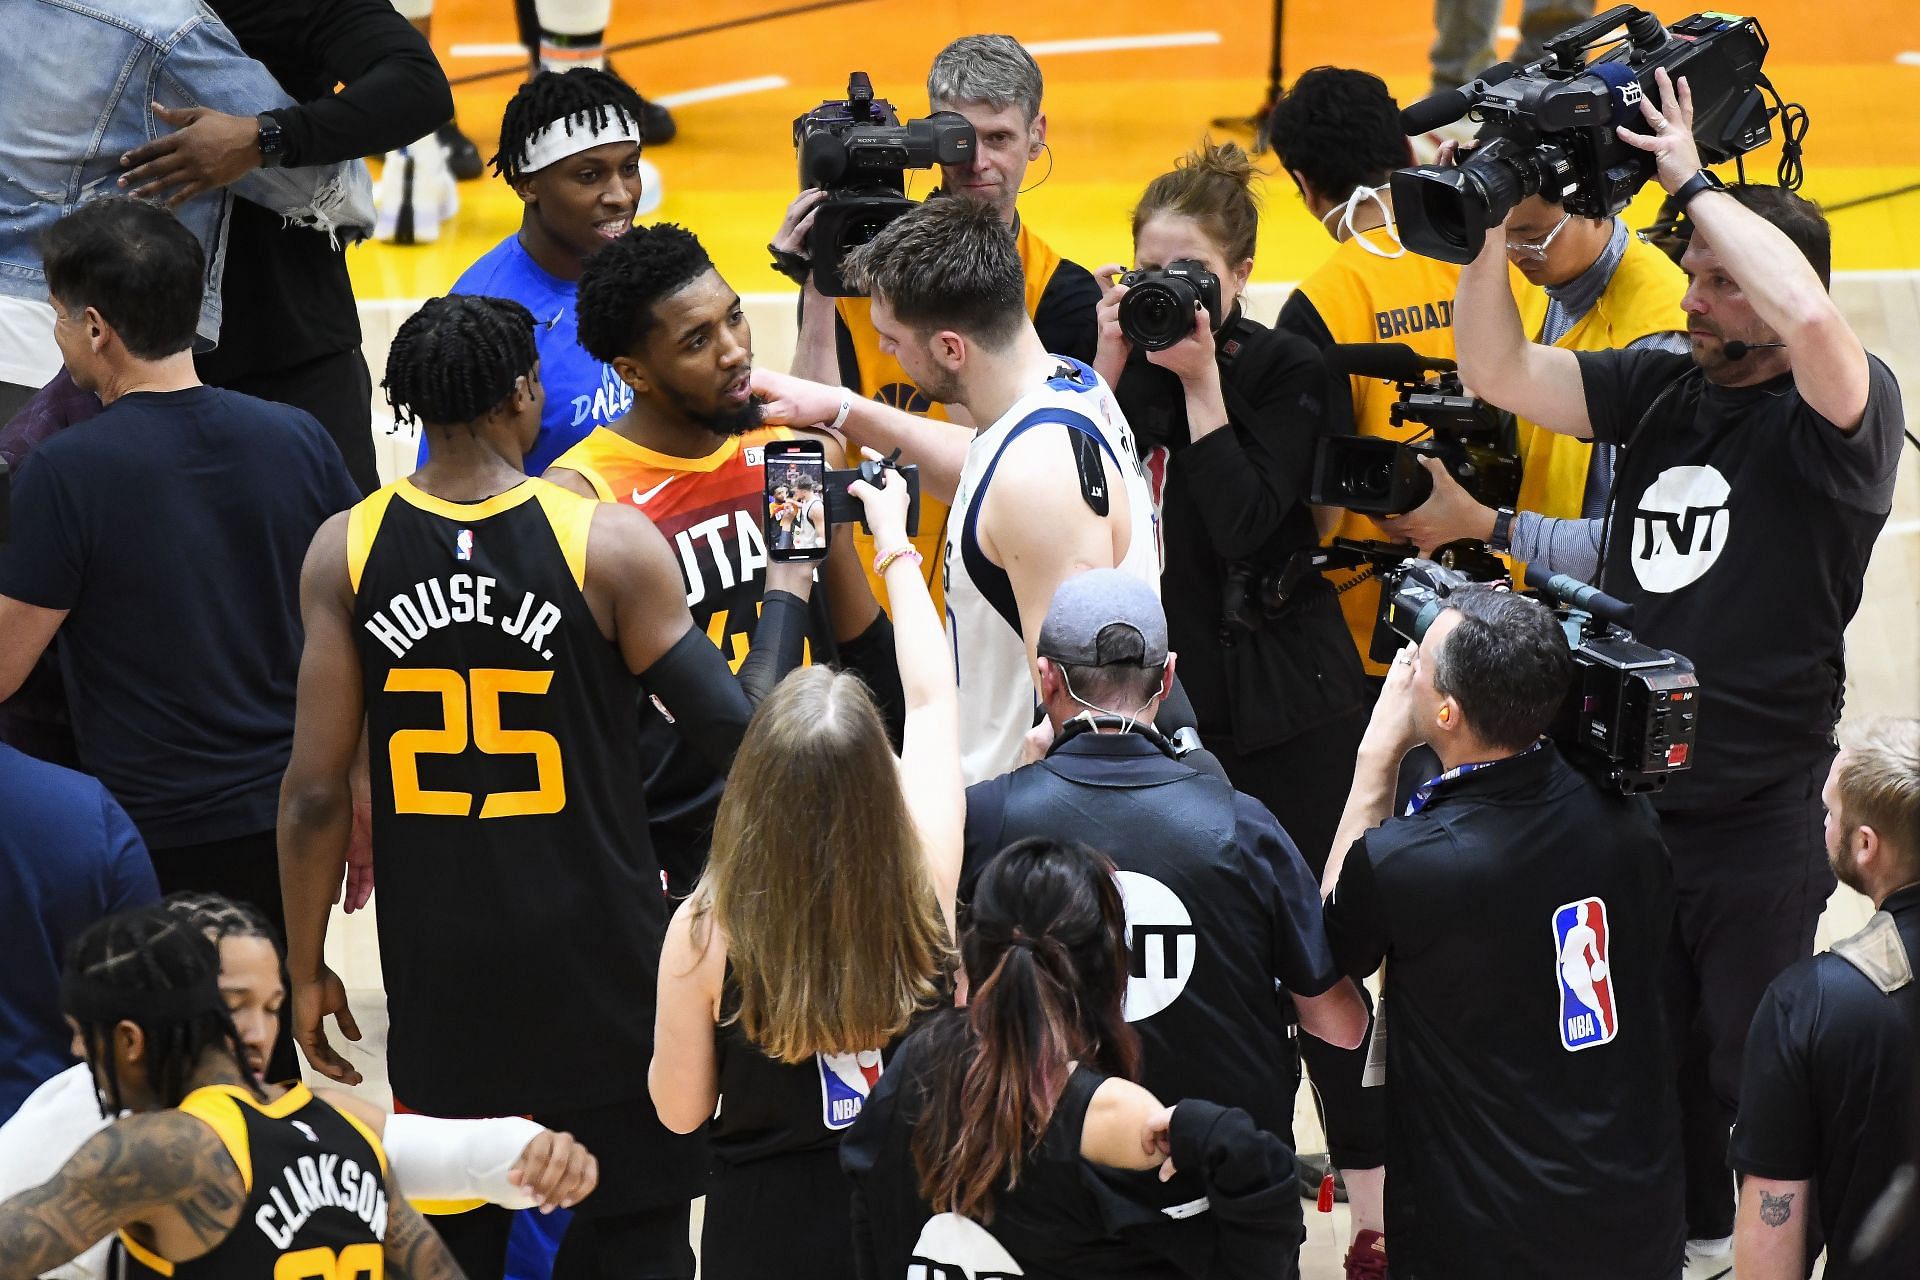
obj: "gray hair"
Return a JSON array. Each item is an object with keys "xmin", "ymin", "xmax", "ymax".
[{"xmin": 927, "ymin": 34, "xmax": 1043, "ymax": 122}]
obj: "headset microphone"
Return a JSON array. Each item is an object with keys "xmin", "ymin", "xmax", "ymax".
[{"xmin": 1722, "ymin": 340, "xmax": 1787, "ymax": 360}]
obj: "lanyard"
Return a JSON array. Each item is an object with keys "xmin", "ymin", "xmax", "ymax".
[{"xmin": 1404, "ymin": 740, "xmax": 1545, "ymax": 815}]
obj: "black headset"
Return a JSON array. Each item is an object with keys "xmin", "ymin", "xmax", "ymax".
[{"xmin": 1049, "ymin": 715, "xmax": 1202, "ymax": 762}]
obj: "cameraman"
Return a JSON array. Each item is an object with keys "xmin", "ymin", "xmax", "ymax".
[
  {"xmin": 773, "ymin": 34, "xmax": 1100, "ymax": 615},
  {"xmin": 1323, "ymin": 587, "xmax": 1683, "ymax": 1280},
  {"xmin": 1265, "ymin": 67, "xmax": 1545, "ymax": 673},
  {"xmin": 1380, "ymin": 186, "xmax": 1689, "ymax": 578},
  {"xmin": 1452, "ymin": 68, "xmax": 1906, "ymax": 1256}
]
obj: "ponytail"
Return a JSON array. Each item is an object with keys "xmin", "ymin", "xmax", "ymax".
[{"xmin": 1131, "ymin": 138, "xmax": 1264, "ymax": 265}]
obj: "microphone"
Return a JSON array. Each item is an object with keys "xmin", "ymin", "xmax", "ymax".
[
  {"xmin": 1400, "ymin": 61, "xmax": 1517, "ymax": 136},
  {"xmin": 1722, "ymin": 340, "xmax": 1787, "ymax": 360},
  {"xmin": 1324, "ymin": 342, "xmax": 1456, "ymax": 382},
  {"xmin": 1524, "ymin": 564, "xmax": 1635, "ymax": 629}
]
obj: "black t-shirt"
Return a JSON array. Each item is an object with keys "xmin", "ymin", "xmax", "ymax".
[
  {"xmin": 1729, "ymin": 886, "xmax": 1920, "ymax": 1279},
  {"xmin": 1115, "ymin": 312, "xmax": 1366, "ymax": 752},
  {"xmin": 1576, "ymin": 349, "xmax": 1902, "ymax": 810},
  {"xmin": 0, "ymin": 387, "xmax": 359, "ymax": 848},
  {"xmin": 965, "ymin": 733, "xmax": 1339, "ymax": 1148},
  {"xmin": 200, "ymin": 0, "xmax": 452, "ymax": 377},
  {"xmin": 1324, "ymin": 743, "xmax": 1683, "ymax": 1280}
]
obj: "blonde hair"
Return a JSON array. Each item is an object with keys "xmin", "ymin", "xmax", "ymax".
[
  {"xmin": 1131, "ymin": 139, "xmax": 1264, "ymax": 266},
  {"xmin": 1836, "ymin": 717, "xmax": 1920, "ymax": 865},
  {"xmin": 695, "ymin": 666, "xmax": 950, "ymax": 1062}
]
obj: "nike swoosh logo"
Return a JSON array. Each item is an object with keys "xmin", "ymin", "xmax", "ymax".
[
  {"xmin": 631, "ymin": 477, "xmax": 674, "ymax": 506},
  {"xmin": 545, "ymin": 309, "xmax": 563, "ymax": 332}
]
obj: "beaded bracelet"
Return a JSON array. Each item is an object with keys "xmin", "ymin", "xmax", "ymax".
[{"xmin": 873, "ymin": 545, "xmax": 923, "ymax": 575}]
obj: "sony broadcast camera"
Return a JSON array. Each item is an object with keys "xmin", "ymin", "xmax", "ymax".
[
  {"xmin": 1309, "ymin": 343, "xmax": 1520, "ymax": 516},
  {"xmin": 792, "ymin": 72, "xmax": 976, "ymax": 296},
  {"xmin": 1376, "ymin": 555, "xmax": 1700, "ymax": 794},
  {"xmin": 1393, "ymin": 6, "xmax": 1775, "ymax": 263},
  {"xmin": 1118, "ymin": 260, "xmax": 1224, "ymax": 351}
]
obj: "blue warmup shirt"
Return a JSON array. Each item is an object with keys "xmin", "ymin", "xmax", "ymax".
[
  {"xmin": 418, "ymin": 235, "xmax": 634, "ymax": 477},
  {"xmin": 0, "ymin": 743, "xmax": 158, "ymax": 1122}
]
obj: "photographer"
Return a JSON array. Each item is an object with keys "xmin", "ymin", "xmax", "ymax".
[
  {"xmin": 1453, "ymin": 68, "xmax": 1906, "ymax": 1255},
  {"xmin": 774, "ymin": 34, "xmax": 1100, "ymax": 616},
  {"xmin": 1380, "ymin": 186, "xmax": 1689, "ymax": 578},
  {"xmin": 1323, "ymin": 587, "xmax": 1683, "ymax": 1280},
  {"xmin": 1265, "ymin": 67, "xmax": 1545, "ymax": 672}
]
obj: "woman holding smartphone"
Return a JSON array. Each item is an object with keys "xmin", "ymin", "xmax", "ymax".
[{"xmin": 648, "ymin": 456, "xmax": 961, "ymax": 1279}]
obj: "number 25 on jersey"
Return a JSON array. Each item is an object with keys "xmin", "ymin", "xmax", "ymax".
[{"xmin": 385, "ymin": 668, "xmax": 566, "ymax": 819}]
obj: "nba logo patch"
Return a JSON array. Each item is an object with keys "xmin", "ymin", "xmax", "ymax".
[
  {"xmin": 743, "ymin": 445, "xmax": 764, "ymax": 467},
  {"xmin": 1552, "ymin": 897, "xmax": 1618, "ymax": 1052},
  {"xmin": 818, "ymin": 1048, "xmax": 883, "ymax": 1131},
  {"xmin": 455, "ymin": 529, "xmax": 474, "ymax": 562}
]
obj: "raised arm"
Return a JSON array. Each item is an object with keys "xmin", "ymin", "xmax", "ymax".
[
  {"xmin": 751, "ymin": 368, "xmax": 974, "ymax": 503},
  {"xmin": 1620, "ymin": 68, "xmax": 1869, "ymax": 430},
  {"xmin": 278, "ymin": 513, "xmax": 369, "ymax": 1085},
  {"xmin": 1454, "ymin": 228, "xmax": 1590, "ymax": 438}
]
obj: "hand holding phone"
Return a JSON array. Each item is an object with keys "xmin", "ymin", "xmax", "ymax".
[{"xmin": 764, "ymin": 438, "xmax": 828, "ymax": 562}]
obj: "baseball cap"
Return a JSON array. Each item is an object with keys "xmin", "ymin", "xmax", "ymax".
[{"xmin": 1036, "ymin": 569, "xmax": 1168, "ymax": 668}]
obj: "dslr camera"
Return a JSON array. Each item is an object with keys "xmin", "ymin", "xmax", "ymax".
[
  {"xmin": 1309, "ymin": 344, "xmax": 1520, "ymax": 515},
  {"xmin": 792, "ymin": 72, "xmax": 977, "ymax": 296},
  {"xmin": 1375, "ymin": 556, "xmax": 1700, "ymax": 794},
  {"xmin": 1393, "ymin": 6, "xmax": 1774, "ymax": 263},
  {"xmin": 1118, "ymin": 260, "xmax": 1223, "ymax": 351}
]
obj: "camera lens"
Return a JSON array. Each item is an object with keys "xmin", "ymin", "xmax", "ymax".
[
  {"xmin": 1119, "ymin": 279, "xmax": 1200, "ymax": 352},
  {"xmin": 1390, "ymin": 138, "xmax": 1540, "ymax": 265}
]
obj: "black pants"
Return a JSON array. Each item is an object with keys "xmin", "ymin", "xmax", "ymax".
[
  {"xmin": 1660, "ymin": 755, "xmax": 1836, "ymax": 1240},
  {"xmin": 432, "ymin": 1200, "xmax": 694, "ymax": 1280},
  {"xmin": 1208, "ymin": 710, "xmax": 1390, "ymax": 1171},
  {"xmin": 198, "ymin": 346, "xmax": 378, "ymax": 494},
  {"xmin": 149, "ymin": 826, "xmax": 298, "ymax": 1083}
]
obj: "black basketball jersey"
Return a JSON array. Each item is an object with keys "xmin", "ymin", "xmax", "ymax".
[
  {"xmin": 349, "ymin": 478, "xmax": 664, "ymax": 1116},
  {"xmin": 119, "ymin": 1084, "xmax": 388, "ymax": 1279}
]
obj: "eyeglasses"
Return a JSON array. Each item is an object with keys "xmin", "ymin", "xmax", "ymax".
[{"xmin": 1505, "ymin": 212, "xmax": 1573, "ymax": 260}]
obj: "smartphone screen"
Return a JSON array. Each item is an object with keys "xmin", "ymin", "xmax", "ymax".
[{"xmin": 764, "ymin": 438, "xmax": 828, "ymax": 562}]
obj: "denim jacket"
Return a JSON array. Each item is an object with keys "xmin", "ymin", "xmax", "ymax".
[{"xmin": 0, "ymin": 0, "xmax": 373, "ymax": 344}]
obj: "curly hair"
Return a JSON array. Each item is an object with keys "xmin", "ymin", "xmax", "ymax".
[
  {"xmin": 493, "ymin": 66, "xmax": 648, "ymax": 183},
  {"xmin": 574, "ymin": 223, "xmax": 715, "ymax": 363},
  {"xmin": 1265, "ymin": 66, "xmax": 1410, "ymax": 201},
  {"xmin": 382, "ymin": 295, "xmax": 539, "ymax": 429}
]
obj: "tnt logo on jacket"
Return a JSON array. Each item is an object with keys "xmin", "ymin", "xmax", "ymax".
[
  {"xmin": 1552, "ymin": 897, "xmax": 1618, "ymax": 1051},
  {"xmin": 818, "ymin": 1049, "xmax": 884, "ymax": 1130},
  {"xmin": 1115, "ymin": 871, "xmax": 1196, "ymax": 1022}
]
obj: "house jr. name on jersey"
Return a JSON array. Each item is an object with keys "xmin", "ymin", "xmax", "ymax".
[{"xmin": 363, "ymin": 575, "xmax": 565, "ymax": 662}]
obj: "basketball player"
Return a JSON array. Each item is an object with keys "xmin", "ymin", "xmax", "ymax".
[
  {"xmin": 280, "ymin": 295, "xmax": 799, "ymax": 1279},
  {"xmin": 789, "ymin": 477, "xmax": 826, "ymax": 551},
  {"xmin": 547, "ymin": 223, "xmax": 899, "ymax": 888},
  {"xmin": 0, "ymin": 904, "xmax": 461, "ymax": 1279},
  {"xmin": 754, "ymin": 198, "xmax": 1158, "ymax": 784}
]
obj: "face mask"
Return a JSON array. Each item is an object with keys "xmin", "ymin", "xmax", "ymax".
[{"xmin": 1321, "ymin": 183, "xmax": 1405, "ymax": 259}]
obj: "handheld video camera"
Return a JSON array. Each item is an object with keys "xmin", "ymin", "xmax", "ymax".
[
  {"xmin": 1118, "ymin": 260, "xmax": 1223, "ymax": 352},
  {"xmin": 1393, "ymin": 6, "xmax": 1774, "ymax": 264},
  {"xmin": 1369, "ymin": 552, "xmax": 1700, "ymax": 794},
  {"xmin": 792, "ymin": 73, "xmax": 977, "ymax": 296},
  {"xmin": 1309, "ymin": 343, "xmax": 1520, "ymax": 515}
]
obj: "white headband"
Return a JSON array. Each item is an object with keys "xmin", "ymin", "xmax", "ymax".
[{"xmin": 518, "ymin": 109, "xmax": 641, "ymax": 174}]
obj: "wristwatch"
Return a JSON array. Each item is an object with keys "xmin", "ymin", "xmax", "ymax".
[
  {"xmin": 1671, "ymin": 168, "xmax": 1726, "ymax": 208},
  {"xmin": 255, "ymin": 113, "xmax": 287, "ymax": 169},
  {"xmin": 1489, "ymin": 506, "xmax": 1516, "ymax": 554}
]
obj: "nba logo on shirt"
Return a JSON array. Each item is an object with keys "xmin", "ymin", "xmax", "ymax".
[
  {"xmin": 818, "ymin": 1048, "xmax": 883, "ymax": 1131},
  {"xmin": 1552, "ymin": 897, "xmax": 1618, "ymax": 1052},
  {"xmin": 455, "ymin": 529, "xmax": 474, "ymax": 562}
]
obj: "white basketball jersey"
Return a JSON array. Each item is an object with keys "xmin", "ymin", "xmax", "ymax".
[{"xmin": 943, "ymin": 358, "xmax": 1161, "ymax": 785}]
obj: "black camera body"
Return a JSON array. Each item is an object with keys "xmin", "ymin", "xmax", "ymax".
[
  {"xmin": 1369, "ymin": 553, "xmax": 1700, "ymax": 793},
  {"xmin": 1118, "ymin": 259, "xmax": 1223, "ymax": 351},
  {"xmin": 1309, "ymin": 347, "xmax": 1520, "ymax": 515},
  {"xmin": 821, "ymin": 453, "xmax": 922, "ymax": 536},
  {"xmin": 793, "ymin": 72, "xmax": 976, "ymax": 296},
  {"xmin": 1393, "ymin": 6, "xmax": 1773, "ymax": 263}
]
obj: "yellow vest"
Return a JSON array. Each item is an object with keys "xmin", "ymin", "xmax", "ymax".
[
  {"xmin": 835, "ymin": 219, "xmax": 1066, "ymax": 617},
  {"xmin": 1295, "ymin": 235, "xmax": 1548, "ymax": 672},
  {"xmin": 1513, "ymin": 232, "xmax": 1689, "ymax": 525}
]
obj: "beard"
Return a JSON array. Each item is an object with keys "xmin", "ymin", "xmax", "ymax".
[
  {"xmin": 1828, "ymin": 828, "xmax": 1867, "ymax": 896},
  {"xmin": 661, "ymin": 382, "xmax": 766, "ymax": 437}
]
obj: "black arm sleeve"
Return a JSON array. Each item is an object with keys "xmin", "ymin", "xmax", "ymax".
[
  {"xmin": 1034, "ymin": 259, "xmax": 1101, "ymax": 363},
  {"xmin": 832, "ymin": 610, "xmax": 906, "ymax": 746},
  {"xmin": 735, "ymin": 589, "xmax": 810, "ymax": 705},
  {"xmin": 1275, "ymin": 289, "xmax": 1357, "ymax": 445},
  {"xmin": 640, "ymin": 629, "xmax": 753, "ymax": 777},
  {"xmin": 1176, "ymin": 328, "xmax": 1330, "ymax": 561},
  {"xmin": 257, "ymin": 0, "xmax": 454, "ymax": 167}
]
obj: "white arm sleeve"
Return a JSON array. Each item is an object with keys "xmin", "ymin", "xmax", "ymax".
[{"xmin": 383, "ymin": 1114, "xmax": 547, "ymax": 1210}]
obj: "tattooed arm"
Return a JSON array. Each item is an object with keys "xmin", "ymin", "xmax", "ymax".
[
  {"xmin": 0, "ymin": 1112, "xmax": 243, "ymax": 1280},
  {"xmin": 384, "ymin": 1194, "xmax": 468, "ymax": 1280},
  {"xmin": 1733, "ymin": 1175, "xmax": 1810, "ymax": 1280}
]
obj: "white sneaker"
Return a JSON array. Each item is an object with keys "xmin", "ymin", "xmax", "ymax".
[
  {"xmin": 373, "ymin": 141, "xmax": 460, "ymax": 246},
  {"xmin": 1683, "ymin": 1234, "xmax": 1734, "ymax": 1280}
]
